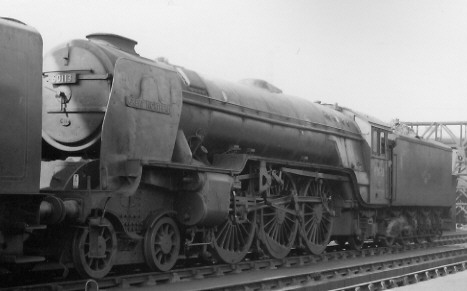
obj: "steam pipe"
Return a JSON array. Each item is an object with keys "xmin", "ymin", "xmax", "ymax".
[{"xmin": 40, "ymin": 196, "xmax": 79, "ymax": 224}]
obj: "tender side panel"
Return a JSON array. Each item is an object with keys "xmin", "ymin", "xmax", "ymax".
[
  {"xmin": 391, "ymin": 136, "xmax": 456, "ymax": 207},
  {"xmin": 0, "ymin": 19, "xmax": 42, "ymax": 193}
]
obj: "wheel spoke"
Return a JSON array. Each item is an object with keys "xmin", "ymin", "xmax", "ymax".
[
  {"xmin": 216, "ymin": 222, "xmax": 229, "ymax": 245},
  {"xmin": 225, "ymin": 224, "xmax": 233, "ymax": 249},
  {"xmin": 218, "ymin": 223, "xmax": 230, "ymax": 247},
  {"xmin": 237, "ymin": 225, "xmax": 245, "ymax": 246},
  {"xmin": 229, "ymin": 226, "xmax": 236, "ymax": 251}
]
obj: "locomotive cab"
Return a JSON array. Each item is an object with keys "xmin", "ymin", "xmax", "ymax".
[
  {"xmin": 369, "ymin": 125, "xmax": 392, "ymax": 204},
  {"xmin": 338, "ymin": 109, "xmax": 393, "ymax": 205}
]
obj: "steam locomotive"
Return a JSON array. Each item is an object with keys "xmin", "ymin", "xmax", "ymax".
[{"xmin": 0, "ymin": 17, "xmax": 456, "ymax": 279}]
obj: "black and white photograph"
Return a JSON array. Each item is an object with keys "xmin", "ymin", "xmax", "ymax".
[{"xmin": 1, "ymin": 1, "xmax": 467, "ymax": 290}]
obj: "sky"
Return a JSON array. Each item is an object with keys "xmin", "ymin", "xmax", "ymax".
[{"xmin": 2, "ymin": 0, "xmax": 467, "ymax": 123}]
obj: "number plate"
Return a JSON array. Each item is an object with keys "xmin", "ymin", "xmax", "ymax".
[{"xmin": 49, "ymin": 73, "xmax": 77, "ymax": 84}]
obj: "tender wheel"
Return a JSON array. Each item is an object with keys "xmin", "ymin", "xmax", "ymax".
[
  {"xmin": 414, "ymin": 211, "xmax": 429, "ymax": 243},
  {"xmin": 420, "ymin": 210, "xmax": 435, "ymax": 242},
  {"xmin": 144, "ymin": 216, "xmax": 180, "ymax": 272},
  {"xmin": 72, "ymin": 217, "xmax": 117, "ymax": 279},
  {"xmin": 299, "ymin": 179, "xmax": 334, "ymax": 255},
  {"xmin": 213, "ymin": 205, "xmax": 256, "ymax": 264},
  {"xmin": 431, "ymin": 210, "xmax": 443, "ymax": 238},
  {"xmin": 426, "ymin": 211, "xmax": 443, "ymax": 242}
]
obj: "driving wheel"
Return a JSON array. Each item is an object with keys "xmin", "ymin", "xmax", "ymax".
[
  {"xmin": 299, "ymin": 179, "xmax": 334, "ymax": 255},
  {"xmin": 213, "ymin": 205, "xmax": 256, "ymax": 264}
]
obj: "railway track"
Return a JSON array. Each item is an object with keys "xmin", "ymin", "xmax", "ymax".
[
  {"xmin": 339, "ymin": 260, "xmax": 467, "ymax": 291},
  {"xmin": 3, "ymin": 232, "xmax": 467, "ymax": 291}
]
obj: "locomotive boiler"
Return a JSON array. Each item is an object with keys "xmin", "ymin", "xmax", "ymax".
[{"xmin": 0, "ymin": 30, "xmax": 456, "ymax": 280}]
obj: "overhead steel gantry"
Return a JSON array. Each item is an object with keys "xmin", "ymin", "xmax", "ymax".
[{"xmin": 403, "ymin": 121, "xmax": 467, "ymax": 223}]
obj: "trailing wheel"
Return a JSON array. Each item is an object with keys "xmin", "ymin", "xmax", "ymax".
[
  {"xmin": 143, "ymin": 216, "xmax": 181, "ymax": 271},
  {"xmin": 299, "ymin": 179, "xmax": 334, "ymax": 255},
  {"xmin": 72, "ymin": 217, "xmax": 117, "ymax": 279},
  {"xmin": 378, "ymin": 236, "xmax": 395, "ymax": 247},
  {"xmin": 348, "ymin": 213, "xmax": 368, "ymax": 250},
  {"xmin": 398, "ymin": 233, "xmax": 411, "ymax": 246},
  {"xmin": 348, "ymin": 234, "xmax": 365, "ymax": 250}
]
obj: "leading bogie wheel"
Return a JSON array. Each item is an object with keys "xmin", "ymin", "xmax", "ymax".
[
  {"xmin": 143, "ymin": 216, "xmax": 181, "ymax": 272},
  {"xmin": 72, "ymin": 217, "xmax": 117, "ymax": 279}
]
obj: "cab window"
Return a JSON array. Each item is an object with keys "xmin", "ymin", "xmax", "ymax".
[{"xmin": 372, "ymin": 127, "xmax": 388, "ymax": 157}]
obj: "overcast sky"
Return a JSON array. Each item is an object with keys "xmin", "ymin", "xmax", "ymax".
[{"xmin": 3, "ymin": 0, "xmax": 467, "ymax": 123}]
